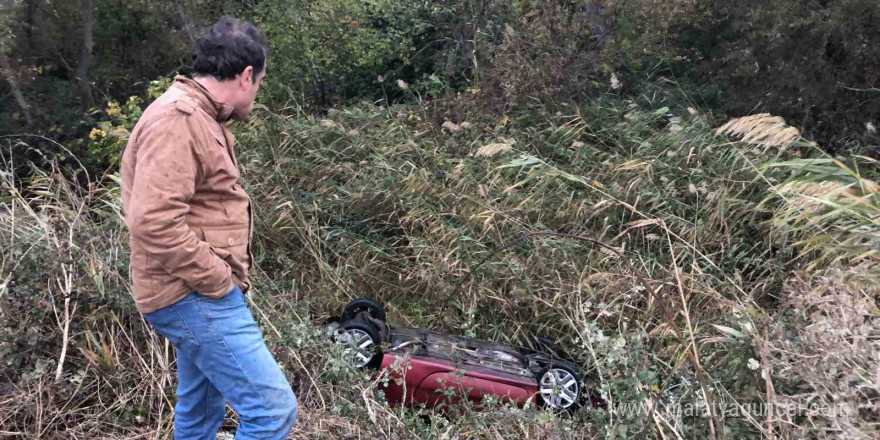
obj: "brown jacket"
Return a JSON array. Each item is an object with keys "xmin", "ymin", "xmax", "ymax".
[{"xmin": 121, "ymin": 76, "xmax": 253, "ymax": 313}]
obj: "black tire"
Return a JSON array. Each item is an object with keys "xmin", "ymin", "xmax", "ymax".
[
  {"xmin": 536, "ymin": 361, "xmax": 582, "ymax": 412},
  {"xmin": 335, "ymin": 320, "xmax": 383, "ymax": 370},
  {"xmin": 341, "ymin": 298, "xmax": 386, "ymax": 322},
  {"xmin": 535, "ymin": 335, "xmax": 558, "ymax": 352},
  {"xmin": 322, "ymin": 316, "xmax": 341, "ymax": 327}
]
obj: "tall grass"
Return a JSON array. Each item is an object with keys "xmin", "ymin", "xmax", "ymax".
[{"xmin": 0, "ymin": 92, "xmax": 876, "ymax": 439}]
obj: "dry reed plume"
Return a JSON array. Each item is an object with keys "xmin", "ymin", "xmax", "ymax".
[{"xmin": 716, "ymin": 113, "xmax": 804, "ymax": 150}]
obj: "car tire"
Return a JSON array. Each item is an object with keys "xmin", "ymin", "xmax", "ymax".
[
  {"xmin": 342, "ymin": 298, "xmax": 386, "ymax": 322},
  {"xmin": 335, "ymin": 320, "xmax": 383, "ymax": 370},
  {"xmin": 535, "ymin": 335, "xmax": 558, "ymax": 352},
  {"xmin": 322, "ymin": 316, "xmax": 341, "ymax": 327},
  {"xmin": 537, "ymin": 361, "xmax": 582, "ymax": 412}
]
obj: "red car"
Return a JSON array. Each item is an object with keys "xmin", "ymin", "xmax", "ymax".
[{"xmin": 327, "ymin": 298, "xmax": 599, "ymax": 412}]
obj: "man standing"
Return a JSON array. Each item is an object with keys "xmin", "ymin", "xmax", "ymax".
[{"xmin": 120, "ymin": 17, "xmax": 297, "ymax": 439}]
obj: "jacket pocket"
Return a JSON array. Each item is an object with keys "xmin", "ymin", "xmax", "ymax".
[
  {"xmin": 130, "ymin": 249, "xmax": 149, "ymax": 270},
  {"xmin": 204, "ymin": 228, "xmax": 249, "ymax": 248},
  {"xmin": 130, "ymin": 249, "xmax": 162, "ymax": 300},
  {"xmin": 211, "ymin": 131, "xmax": 238, "ymax": 175},
  {"xmin": 131, "ymin": 248, "xmax": 167, "ymax": 274},
  {"xmin": 130, "ymin": 267, "xmax": 154, "ymax": 298}
]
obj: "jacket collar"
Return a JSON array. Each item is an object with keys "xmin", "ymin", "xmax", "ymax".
[{"xmin": 173, "ymin": 76, "xmax": 234, "ymax": 123}]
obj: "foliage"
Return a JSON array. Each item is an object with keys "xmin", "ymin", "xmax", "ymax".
[
  {"xmin": 86, "ymin": 96, "xmax": 143, "ymax": 166},
  {"xmin": 484, "ymin": 1, "xmax": 605, "ymax": 111},
  {"xmin": 764, "ymin": 156, "xmax": 879, "ymax": 270},
  {"xmin": 765, "ymin": 268, "xmax": 879, "ymax": 440},
  {"xmin": 1, "ymin": 1, "xmax": 879, "ymax": 439},
  {"xmin": 0, "ymin": 0, "xmax": 16, "ymax": 54},
  {"xmin": 2, "ymin": 81, "xmax": 879, "ymax": 437},
  {"xmin": 84, "ymin": 76, "xmax": 169, "ymax": 167},
  {"xmin": 621, "ymin": 0, "xmax": 880, "ymax": 154},
  {"xmin": 240, "ymin": 0, "xmax": 434, "ymax": 109},
  {"xmin": 4, "ymin": 0, "xmax": 880, "ymax": 160}
]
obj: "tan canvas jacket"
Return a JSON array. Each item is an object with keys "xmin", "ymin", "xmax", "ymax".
[{"xmin": 121, "ymin": 76, "xmax": 253, "ymax": 313}]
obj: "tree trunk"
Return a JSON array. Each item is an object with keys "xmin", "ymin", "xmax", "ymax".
[
  {"xmin": 444, "ymin": 0, "xmax": 468, "ymax": 86},
  {"xmin": 0, "ymin": 54, "xmax": 33, "ymax": 127},
  {"xmin": 25, "ymin": 0, "xmax": 37, "ymax": 55},
  {"xmin": 76, "ymin": 0, "xmax": 94, "ymax": 107},
  {"xmin": 444, "ymin": 36, "xmax": 461, "ymax": 84},
  {"xmin": 585, "ymin": 2, "xmax": 607, "ymax": 44},
  {"xmin": 471, "ymin": 0, "xmax": 487, "ymax": 86},
  {"xmin": 173, "ymin": 0, "xmax": 197, "ymax": 53}
]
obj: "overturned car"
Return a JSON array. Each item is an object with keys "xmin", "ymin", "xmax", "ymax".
[{"xmin": 326, "ymin": 298, "xmax": 602, "ymax": 412}]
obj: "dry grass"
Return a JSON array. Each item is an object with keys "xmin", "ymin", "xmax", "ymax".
[
  {"xmin": 473, "ymin": 142, "xmax": 513, "ymax": 158},
  {"xmin": 764, "ymin": 267, "xmax": 879, "ymax": 440},
  {"xmin": 773, "ymin": 180, "xmax": 853, "ymax": 207},
  {"xmin": 716, "ymin": 113, "xmax": 805, "ymax": 151},
  {"xmin": 764, "ymin": 158, "xmax": 879, "ymax": 268},
  {"xmin": 1, "ymin": 98, "xmax": 877, "ymax": 439}
]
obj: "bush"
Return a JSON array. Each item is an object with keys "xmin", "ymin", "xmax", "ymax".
[
  {"xmin": 2, "ymin": 4, "xmax": 878, "ymax": 435},
  {"xmin": 621, "ymin": 0, "xmax": 880, "ymax": 154},
  {"xmin": 765, "ymin": 268, "xmax": 879, "ymax": 440},
  {"xmin": 243, "ymin": 0, "xmax": 434, "ymax": 109}
]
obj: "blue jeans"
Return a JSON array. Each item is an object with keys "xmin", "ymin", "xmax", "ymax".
[{"xmin": 143, "ymin": 286, "xmax": 297, "ymax": 440}]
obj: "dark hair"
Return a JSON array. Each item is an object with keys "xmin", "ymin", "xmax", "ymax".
[{"xmin": 193, "ymin": 16, "xmax": 267, "ymax": 83}]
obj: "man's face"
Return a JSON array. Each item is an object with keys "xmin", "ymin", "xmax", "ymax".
[{"xmin": 231, "ymin": 66, "xmax": 266, "ymax": 120}]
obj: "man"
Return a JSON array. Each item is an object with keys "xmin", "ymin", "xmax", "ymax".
[{"xmin": 120, "ymin": 17, "xmax": 297, "ymax": 440}]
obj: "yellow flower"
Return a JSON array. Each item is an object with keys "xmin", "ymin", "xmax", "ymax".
[
  {"xmin": 89, "ymin": 128, "xmax": 107, "ymax": 141},
  {"xmin": 106, "ymin": 102, "xmax": 122, "ymax": 118}
]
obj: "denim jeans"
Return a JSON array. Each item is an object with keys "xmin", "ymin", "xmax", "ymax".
[{"xmin": 143, "ymin": 285, "xmax": 297, "ymax": 440}]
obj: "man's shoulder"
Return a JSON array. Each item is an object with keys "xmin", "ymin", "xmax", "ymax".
[
  {"xmin": 134, "ymin": 90, "xmax": 210, "ymax": 137},
  {"xmin": 173, "ymin": 97, "xmax": 198, "ymax": 116},
  {"xmin": 140, "ymin": 87, "xmax": 201, "ymax": 121}
]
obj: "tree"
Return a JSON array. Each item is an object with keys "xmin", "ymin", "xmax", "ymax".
[
  {"xmin": 76, "ymin": 0, "xmax": 95, "ymax": 107},
  {"xmin": 173, "ymin": 0, "xmax": 197, "ymax": 52},
  {"xmin": 0, "ymin": 0, "xmax": 32, "ymax": 126}
]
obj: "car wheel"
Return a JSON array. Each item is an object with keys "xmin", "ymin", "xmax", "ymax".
[
  {"xmin": 537, "ymin": 361, "xmax": 581, "ymax": 411},
  {"xmin": 342, "ymin": 298, "xmax": 386, "ymax": 322},
  {"xmin": 335, "ymin": 320, "xmax": 383, "ymax": 370}
]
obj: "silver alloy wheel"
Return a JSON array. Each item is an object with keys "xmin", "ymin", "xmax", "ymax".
[
  {"xmin": 539, "ymin": 368, "xmax": 579, "ymax": 409},
  {"xmin": 336, "ymin": 328, "xmax": 375, "ymax": 368}
]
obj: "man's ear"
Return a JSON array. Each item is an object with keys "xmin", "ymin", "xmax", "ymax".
[{"xmin": 240, "ymin": 66, "xmax": 254, "ymax": 88}]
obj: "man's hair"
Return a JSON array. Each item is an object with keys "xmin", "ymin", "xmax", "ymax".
[{"xmin": 193, "ymin": 16, "xmax": 267, "ymax": 83}]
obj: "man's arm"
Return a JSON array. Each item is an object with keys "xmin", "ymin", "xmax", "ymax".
[{"xmin": 126, "ymin": 116, "xmax": 234, "ymax": 298}]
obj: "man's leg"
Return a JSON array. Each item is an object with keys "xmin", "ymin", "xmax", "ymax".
[
  {"xmin": 170, "ymin": 287, "xmax": 297, "ymax": 440},
  {"xmin": 174, "ymin": 347, "xmax": 227, "ymax": 439},
  {"xmin": 144, "ymin": 303, "xmax": 227, "ymax": 440}
]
